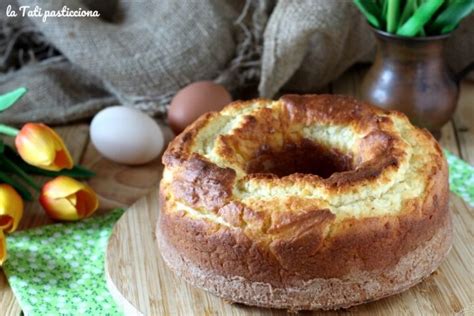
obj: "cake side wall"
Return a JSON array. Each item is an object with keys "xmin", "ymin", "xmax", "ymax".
[{"xmin": 156, "ymin": 197, "xmax": 452, "ymax": 310}]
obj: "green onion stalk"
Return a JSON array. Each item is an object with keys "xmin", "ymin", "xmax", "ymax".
[{"xmin": 354, "ymin": 0, "xmax": 474, "ymax": 37}]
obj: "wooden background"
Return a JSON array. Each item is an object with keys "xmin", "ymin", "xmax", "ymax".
[{"xmin": 0, "ymin": 68, "xmax": 473, "ymax": 315}]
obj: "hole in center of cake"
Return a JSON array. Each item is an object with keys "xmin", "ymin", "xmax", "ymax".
[{"xmin": 246, "ymin": 139, "xmax": 353, "ymax": 178}]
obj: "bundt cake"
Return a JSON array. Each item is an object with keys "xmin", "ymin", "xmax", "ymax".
[{"xmin": 157, "ymin": 94, "xmax": 451, "ymax": 310}]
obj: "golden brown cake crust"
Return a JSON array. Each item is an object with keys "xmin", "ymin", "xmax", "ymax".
[{"xmin": 158, "ymin": 94, "xmax": 451, "ymax": 309}]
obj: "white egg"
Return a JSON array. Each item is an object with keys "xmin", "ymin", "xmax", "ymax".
[{"xmin": 90, "ymin": 106, "xmax": 164, "ymax": 165}]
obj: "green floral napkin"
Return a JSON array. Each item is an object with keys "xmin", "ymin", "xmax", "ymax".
[
  {"xmin": 3, "ymin": 209, "xmax": 124, "ymax": 316},
  {"xmin": 445, "ymin": 150, "xmax": 474, "ymax": 207}
]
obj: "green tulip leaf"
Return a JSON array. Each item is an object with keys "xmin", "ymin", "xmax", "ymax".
[
  {"xmin": 431, "ymin": 1, "xmax": 474, "ymax": 34},
  {"xmin": 354, "ymin": 0, "xmax": 382, "ymax": 28},
  {"xmin": 0, "ymin": 87, "xmax": 27, "ymax": 112}
]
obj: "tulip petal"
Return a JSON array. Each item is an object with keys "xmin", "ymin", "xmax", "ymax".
[
  {"xmin": 0, "ymin": 184, "xmax": 23, "ymax": 233},
  {"xmin": 16, "ymin": 124, "xmax": 56, "ymax": 167},
  {"xmin": 0, "ymin": 216, "xmax": 13, "ymax": 231},
  {"xmin": 0, "ymin": 230, "xmax": 6, "ymax": 265},
  {"xmin": 42, "ymin": 176, "xmax": 83, "ymax": 200},
  {"xmin": 42, "ymin": 196, "xmax": 81, "ymax": 221},
  {"xmin": 53, "ymin": 149, "xmax": 74, "ymax": 170},
  {"xmin": 67, "ymin": 194, "xmax": 77, "ymax": 206},
  {"xmin": 49, "ymin": 129, "xmax": 74, "ymax": 170},
  {"xmin": 75, "ymin": 189, "xmax": 99, "ymax": 218}
]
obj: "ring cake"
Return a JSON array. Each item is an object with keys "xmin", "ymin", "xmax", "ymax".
[{"xmin": 157, "ymin": 94, "xmax": 452, "ymax": 310}]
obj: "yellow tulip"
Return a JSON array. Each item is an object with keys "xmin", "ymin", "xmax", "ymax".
[
  {"xmin": 0, "ymin": 184, "xmax": 24, "ymax": 266},
  {"xmin": 0, "ymin": 184, "xmax": 24, "ymax": 233},
  {"xmin": 15, "ymin": 123, "xmax": 73, "ymax": 171},
  {"xmin": 0, "ymin": 230, "xmax": 6, "ymax": 265},
  {"xmin": 39, "ymin": 176, "xmax": 99, "ymax": 221}
]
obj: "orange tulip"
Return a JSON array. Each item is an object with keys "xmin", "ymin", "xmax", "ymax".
[
  {"xmin": 0, "ymin": 184, "xmax": 24, "ymax": 265},
  {"xmin": 15, "ymin": 123, "xmax": 73, "ymax": 171},
  {"xmin": 39, "ymin": 176, "xmax": 99, "ymax": 221}
]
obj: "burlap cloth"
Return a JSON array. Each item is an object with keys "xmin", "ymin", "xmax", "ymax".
[{"xmin": 0, "ymin": 0, "xmax": 473, "ymax": 124}]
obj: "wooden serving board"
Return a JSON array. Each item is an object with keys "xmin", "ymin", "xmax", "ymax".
[{"xmin": 105, "ymin": 183, "xmax": 474, "ymax": 315}]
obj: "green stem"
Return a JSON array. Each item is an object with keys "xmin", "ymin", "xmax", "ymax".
[
  {"xmin": 0, "ymin": 124, "xmax": 19, "ymax": 137},
  {"xmin": 396, "ymin": 0, "xmax": 444, "ymax": 37},
  {"xmin": 387, "ymin": 0, "xmax": 400, "ymax": 33},
  {"xmin": 399, "ymin": 0, "xmax": 417, "ymax": 27}
]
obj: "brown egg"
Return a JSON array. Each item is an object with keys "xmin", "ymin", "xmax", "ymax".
[{"xmin": 168, "ymin": 81, "xmax": 232, "ymax": 134}]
